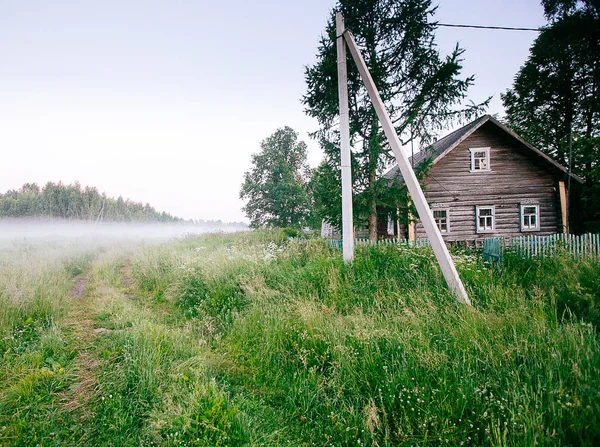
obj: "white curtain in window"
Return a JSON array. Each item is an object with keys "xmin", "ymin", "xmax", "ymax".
[{"xmin": 387, "ymin": 214, "xmax": 395, "ymax": 235}]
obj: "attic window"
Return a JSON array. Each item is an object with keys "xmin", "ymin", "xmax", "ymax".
[{"xmin": 470, "ymin": 147, "xmax": 490, "ymax": 172}]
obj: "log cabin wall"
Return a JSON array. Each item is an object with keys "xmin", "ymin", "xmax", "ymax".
[{"xmin": 414, "ymin": 121, "xmax": 563, "ymax": 243}]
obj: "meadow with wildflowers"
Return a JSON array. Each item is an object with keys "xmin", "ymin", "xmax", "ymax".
[{"xmin": 0, "ymin": 230, "xmax": 598, "ymax": 446}]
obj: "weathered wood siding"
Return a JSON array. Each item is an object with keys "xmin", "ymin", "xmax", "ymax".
[{"xmin": 414, "ymin": 122, "xmax": 563, "ymax": 242}]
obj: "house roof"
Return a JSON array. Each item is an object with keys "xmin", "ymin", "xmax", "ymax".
[{"xmin": 383, "ymin": 114, "xmax": 583, "ymax": 183}]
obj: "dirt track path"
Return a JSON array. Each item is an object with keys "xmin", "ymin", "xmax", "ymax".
[
  {"xmin": 59, "ymin": 255, "xmax": 132, "ymax": 438},
  {"xmin": 63, "ymin": 260, "xmax": 126, "ymax": 415},
  {"xmin": 61, "ymin": 274, "xmax": 100, "ymax": 421}
]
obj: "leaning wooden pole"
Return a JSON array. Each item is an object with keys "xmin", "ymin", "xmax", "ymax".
[
  {"xmin": 336, "ymin": 12, "xmax": 354, "ymax": 263},
  {"xmin": 342, "ymin": 27, "xmax": 471, "ymax": 305}
]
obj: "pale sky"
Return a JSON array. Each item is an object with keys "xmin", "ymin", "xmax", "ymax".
[{"xmin": 0, "ymin": 0, "xmax": 545, "ymax": 222}]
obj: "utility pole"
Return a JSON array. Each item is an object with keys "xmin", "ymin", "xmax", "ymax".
[
  {"xmin": 341, "ymin": 23, "xmax": 471, "ymax": 305},
  {"xmin": 567, "ymin": 128, "xmax": 573, "ymax": 231},
  {"xmin": 336, "ymin": 12, "xmax": 354, "ymax": 263}
]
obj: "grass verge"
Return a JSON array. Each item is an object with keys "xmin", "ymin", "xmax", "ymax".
[{"xmin": 1, "ymin": 231, "xmax": 598, "ymax": 446}]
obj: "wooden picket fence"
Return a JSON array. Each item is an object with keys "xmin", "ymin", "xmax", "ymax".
[
  {"xmin": 483, "ymin": 233, "xmax": 600, "ymax": 261},
  {"xmin": 507, "ymin": 233, "xmax": 600, "ymax": 259},
  {"xmin": 327, "ymin": 233, "xmax": 600, "ymax": 260},
  {"xmin": 326, "ymin": 237, "xmax": 431, "ymax": 250}
]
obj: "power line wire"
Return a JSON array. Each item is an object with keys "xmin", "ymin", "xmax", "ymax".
[
  {"xmin": 427, "ymin": 174, "xmax": 460, "ymax": 201},
  {"xmin": 437, "ymin": 23, "xmax": 541, "ymax": 32}
]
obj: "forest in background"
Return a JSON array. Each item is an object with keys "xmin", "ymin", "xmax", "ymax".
[{"xmin": 1, "ymin": 182, "xmax": 180, "ymax": 223}]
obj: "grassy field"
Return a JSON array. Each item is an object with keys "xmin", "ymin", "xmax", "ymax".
[{"xmin": 0, "ymin": 231, "xmax": 598, "ymax": 446}]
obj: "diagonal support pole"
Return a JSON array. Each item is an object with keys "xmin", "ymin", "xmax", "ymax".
[{"xmin": 342, "ymin": 25, "xmax": 471, "ymax": 305}]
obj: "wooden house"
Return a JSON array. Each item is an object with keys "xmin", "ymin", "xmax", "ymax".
[{"xmin": 382, "ymin": 115, "xmax": 582, "ymax": 243}]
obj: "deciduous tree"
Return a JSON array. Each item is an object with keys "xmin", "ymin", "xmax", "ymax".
[{"xmin": 240, "ymin": 127, "xmax": 311, "ymax": 228}]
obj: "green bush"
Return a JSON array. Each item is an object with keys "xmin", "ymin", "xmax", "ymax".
[{"xmin": 281, "ymin": 227, "xmax": 302, "ymax": 240}]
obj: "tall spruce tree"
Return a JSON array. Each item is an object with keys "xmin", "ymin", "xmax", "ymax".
[
  {"xmin": 240, "ymin": 127, "xmax": 311, "ymax": 228},
  {"xmin": 303, "ymin": 0, "xmax": 486, "ymax": 240},
  {"xmin": 502, "ymin": 0, "xmax": 600, "ymax": 231}
]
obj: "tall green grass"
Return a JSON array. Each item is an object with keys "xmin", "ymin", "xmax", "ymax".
[
  {"xmin": 1, "ymin": 232, "xmax": 598, "ymax": 445},
  {"xmin": 0, "ymin": 241, "xmax": 97, "ymax": 444},
  {"xmin": 85, "ymin": 239, "xmax": 254, "ymax": 445},
  {"xmin": 125, "ymin": 234, "xmax": 599, "ymax": 446}
]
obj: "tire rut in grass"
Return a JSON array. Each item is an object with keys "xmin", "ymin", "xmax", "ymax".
[
  {"xmin": 63, "ymin": 259, "xmax": 139, "ymax": 437},
  {"xmin": 61, "ymin": 271, "xmax": 110, "ymax": 422},
  {"xmin": 70, "ymin": 275, "xmax": 88, "ymax": 300},
  {"xmin": 61, "ymin": 273, "xmax": 97, "ymax": 420}
]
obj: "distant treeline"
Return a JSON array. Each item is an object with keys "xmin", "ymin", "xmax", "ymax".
[{"xmin": 0, "ymin": 182, "xmax": 181, "ymax": 222}]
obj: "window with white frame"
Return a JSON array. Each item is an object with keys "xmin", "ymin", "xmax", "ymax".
[
  {"xmin": 476, "ymin": 206, "xmax": 495, "ymax": 232},
  {"xmin": 470, "ymin": 147, "xmax": 490, "ymax": 172},
  {"xmin": 521, "ymin": 204, "xmax": 540, "ymax": 231},
  {"xmin": 433, "ymin": 208, "xmax": 449, "ymax": 233}
]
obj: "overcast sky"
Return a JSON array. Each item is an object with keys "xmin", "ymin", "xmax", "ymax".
[{"xmin": 0, "ymin": 0, "xmax": 546, "ymax": 222}]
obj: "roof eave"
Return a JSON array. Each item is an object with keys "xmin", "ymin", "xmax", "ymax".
[
  {"xmin": 486, "ymin": 116, "xmax": 584, "ymax": 184},
  {"xmin": 383, "ymin": 114, "xmax": 584, "ymax": 185},
  {"xmin": 430, "ymin": 115, "xmax": 491, "ymax": 165}
]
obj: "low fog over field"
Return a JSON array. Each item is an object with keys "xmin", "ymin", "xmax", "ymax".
[{"xmin": 0, "ymin": 218, "xmax": 247, "ymax": 245}]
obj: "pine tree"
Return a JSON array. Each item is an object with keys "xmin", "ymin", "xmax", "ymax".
[{"xmin": 303, "ymin": 0, "xmax": 486, "ymax": 240}]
